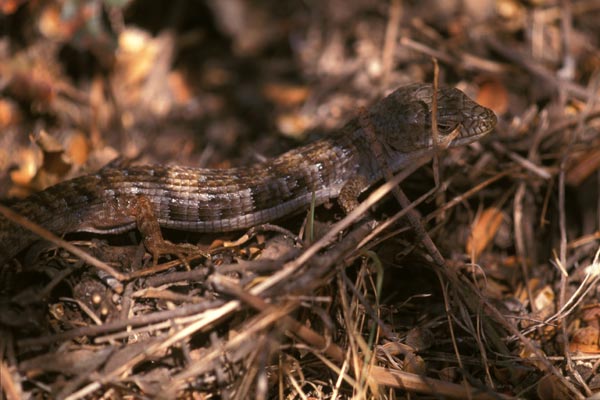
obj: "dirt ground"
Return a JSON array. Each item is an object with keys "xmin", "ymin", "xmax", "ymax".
[{"xmin": 1, "ymin": 0, "xmax": 600, "ymax": 399}]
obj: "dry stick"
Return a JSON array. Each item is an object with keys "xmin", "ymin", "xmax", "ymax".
[
  {"xmin": 210, "ymin": 275, "xmax": 513, "ymax": 400},
  {"xmin": 431, "ymin": 59, "xmax": 449, "ymax": 225},
  {"xmin": 486, "ymin": 36, "xmax": 591, "ymax": 101},
  {"xmin": 423, "ymin": 169, "xmax": 516, "ymax": 225},
  {"xmin": 420, "ymin": 177, "xmax": 522, "ymax": 362},
  {"xmin": 512, "ymin": 111, "xmax": 550, "ymax": 332},
  {"xmin": 509, "ymin": 174, "xmax": 576, "ymax": 393},
  {"xmin": 513, "ymin": 184, "xmax": 535, "ymax": 312},
  {"xmin": 0, "ymin": 357, "xmax": 22, "ymax": 400},
  {"xmin": 431, "ymin": 59, "xmax": 441, "ymax": 189},
  {"xmin": 124, "ymin": 253, "xmax": 207, "ymax": 279},
  {"xmin": 398, "ymin": 36, "xmax": 508, "ymax": 75},
  {"xmin": 0, "ymin": 203, "xmax": 125, "ymax": 289},
  {"xmin": 466, "ymin": 182, "xmax": 517, "ymax": 388},
  {"xmin": 539, "ymin": 107, "xmax": 600, "ymax": 140},
  {"xmin": 18, "ymin": 299, "xmax": 224, "ymax": 347},
  {"xmin": 330, "ymin": 348, "xmax": 353, "ymax": 400},
  {"xmin": 355, "ymin": 178, "xmax": 514, "ymax": 378},
  {"xmin": 491, "ymin": 141, "xmax": 551, "ymax": 180},
  {"xmin": 558, "ymin": 0, "xmax": 575, "ymax": 81},
  {"xmin": 67, "ymin": 300, "xmax": 296, "ymax": 400},
  {"xmin": 165, "ymin": 289, "xmax": 325, "ymax": 388},
  {"xmin": 368, "ymin": 365, "xmax": 514, "ymax": 400},
  {"xmin": 380, "ymin": 0, "xmax": 401, "ymax": 88},
  {"xmin": 36, "ymin": 263, "xmax": 81, "ymax": 301}
]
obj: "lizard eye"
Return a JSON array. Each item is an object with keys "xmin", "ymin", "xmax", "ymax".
[{"xmin": 436, "ymin": 121, "xmax": 457, "ymax": 135}]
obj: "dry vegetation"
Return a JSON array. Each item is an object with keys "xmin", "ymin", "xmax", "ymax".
[{"xmin": 1, "ymin": 0, "xmax": 600, "ymax": 399}]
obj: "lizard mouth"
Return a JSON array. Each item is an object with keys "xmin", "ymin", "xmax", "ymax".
[
  {"xmin": 463, "ymin": 106, "xmax": 498, "ymax": 138},
  {"xmin": 434, "ymin": 101, "xmax": 497, "ymax": 146},
  {"xmin": 435, "ymin": 109, "xmax": 497, "ymax": 149}
]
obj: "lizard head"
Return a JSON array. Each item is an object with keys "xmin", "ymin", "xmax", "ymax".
[{"xmin": 366, "ymin": 83, "xmax": 497, "ymax": 156}]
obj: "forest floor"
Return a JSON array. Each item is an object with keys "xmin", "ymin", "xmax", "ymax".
[{"xmin": 1, "ymin": 1, "xmax": 600, "ymax": 399}]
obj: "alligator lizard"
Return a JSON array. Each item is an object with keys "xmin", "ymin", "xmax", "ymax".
[{"xmin": 0, "ymin": 84, "xmax": 497, "ymax": 264}]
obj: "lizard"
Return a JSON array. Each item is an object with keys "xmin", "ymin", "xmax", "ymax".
[{"xmin": 0, "ymin": 83, "xmax": 497, "ymax": 264}]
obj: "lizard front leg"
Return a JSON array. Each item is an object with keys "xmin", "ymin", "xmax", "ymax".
[
  {"xmin": 337, "ymin": 175, "xmax": 369, "ymax": 214},
  {"xmin": 131, "ymin": 196, "xmax": 201, "ymax": 267}
]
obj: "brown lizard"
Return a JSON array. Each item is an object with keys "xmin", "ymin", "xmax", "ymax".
[{"xmin": 0, "ymin": 84, "xmax": 497, "ymax": 264}]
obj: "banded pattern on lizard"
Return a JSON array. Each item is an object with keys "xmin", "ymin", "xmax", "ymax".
[{"xmin": 0, "ymin": 84, "xmax": 497, "ymax": 263}]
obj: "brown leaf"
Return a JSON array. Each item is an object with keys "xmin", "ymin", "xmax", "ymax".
[
  {"xmin": 466, "ymin": 207, "xmax": 504, "ymax": 258},
  {"xmin": 66, "ymin": 131, "xmax": 90, "ymax": 166},
  {"xmin": 262, "ymin": 83, "xmax": 310, "ymax": 107},
  {"xmin": 168, "ymin": 71, "xmax": 193, "ymax": 104},
  {"xmin": 10, "ymin": 148, "xmax": 42, "ymax": 187},
  {"xmin": 404, "ymin": 353, "xmax": 427, "ymax": 375},
  {"xmin": 477, "ymin": 79, "xmax": 509, "ymax": 115},
  {"xmin": 276, "ymin": 113, "xmax": 312, "ymax": 137},
  {"xmin": 569, "ymin": 326, "xmax": 600, "ymax": 353},
  {"xmin": 0, "ymin": 99, "xmax": 21, "ymax": 128},
  {"xmin": 533, "ymin": 285, "xmax": 555, "ymax": 318}
]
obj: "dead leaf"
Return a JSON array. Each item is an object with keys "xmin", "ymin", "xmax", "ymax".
[
  {"xmin": 569, "ymin": 326, "xmax": 600, "ymax": 353},
  {"xmin": 477, "ymin": 79, "xmax": 509, "ymax": 115},
  {"xmin": 533, "ymin": 285, "xmax": 555, "ymax": 318},
  {"xmin": 276, "ymin": 113, "xmax": 312, "ymax": 138},
  {"xmin": 0, "ymin": 98, "xmax": 21, "ymax": 128},
  {"xmin": 404, "ymin": 353, "xmax": 426, "ymax": 375},
  {"xmin": 467, "ymin": 207, "xmax": 504, "ymax": 258},
  {"xmin": 66, "ymin": 131, "xmax": 90, "ymax": 166},
  {"xmin": 10, "ymin": 148, "xmax": 42, "ymax": 187},
  {"xmin": 262, "ymin": 83, "xmax": 310, "ymax": 107}
]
